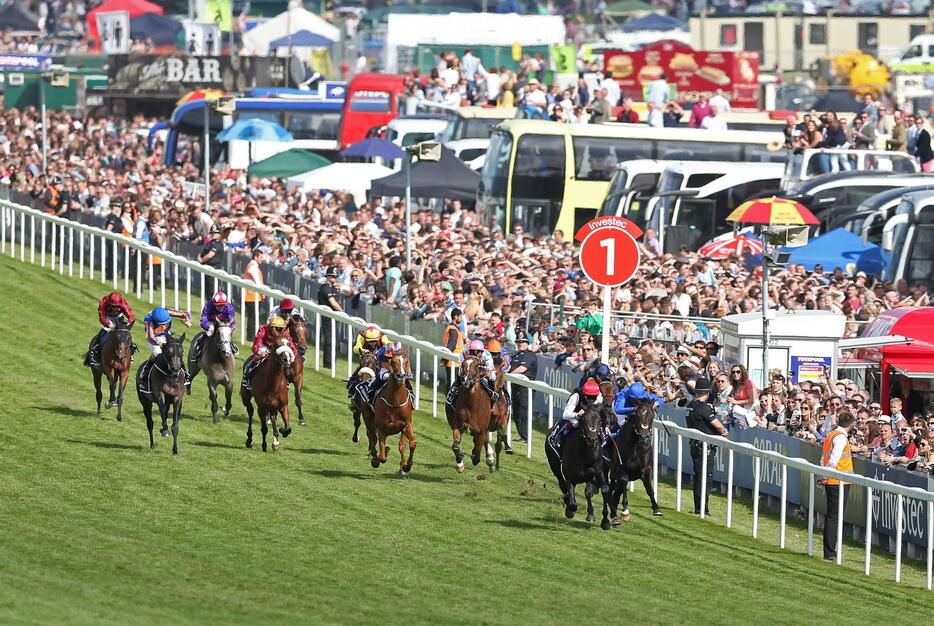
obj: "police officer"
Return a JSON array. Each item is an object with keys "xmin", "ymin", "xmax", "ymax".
[
  {"xmin": 686, "ymin": 377, "xmax": 728, "ymax": 515},
  {"xmin": 509, "ymin": 335, "xmax": 538, "ymax": 442}
]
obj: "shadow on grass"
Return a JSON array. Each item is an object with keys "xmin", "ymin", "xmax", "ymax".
[
  {"xmin": 193, "ymin": 441, "xmax": 245, "ymax": 451},
  {"xmin": 66, "ymin": 439, "xmax": 144, "ymax": 451},
  {"xmin": 484, "ymin": 519, "xmax": 574, "ymax": 533},
  {"xmin": 309, "ymin": 469, "xmax": 378, "ymax": 481},
  {"xmin": 294, "ymin": 447, "xmax": 352, "ymax": 456},
  {"xmin": 36, "ymin": 404, "xmax": 98, "ymax": 418}
]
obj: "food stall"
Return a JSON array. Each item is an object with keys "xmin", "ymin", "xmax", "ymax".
[
  {"xmin": 856, "ymin": 308, "xmax": 934, "ymax": 414},
  {"xmin": 602, "ymin": 40, "xmax": 760, "ymax": 108}
]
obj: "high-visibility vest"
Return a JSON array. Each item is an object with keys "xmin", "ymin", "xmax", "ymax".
[
  {"xmin": 442, "ymin": 324, "xmax": 464, "ymax": 367},
  {"xmin": 821, "ymin": 430, "xmax": 854, "ymax": 486},
  {"xmin": 243, "ymin": 260, "xmax": 265, "ymax": 303}
]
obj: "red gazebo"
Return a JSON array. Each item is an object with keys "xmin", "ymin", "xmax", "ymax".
[{"xmin": 856, "ymin": 308, "xmax": 934, "ymax": 410}]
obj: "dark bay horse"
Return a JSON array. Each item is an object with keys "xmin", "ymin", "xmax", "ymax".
[
  {"xmin": 445, "ymin": 355, "xmax": 506, "ymax": 473},
  {"xmin": 545, "ymin": 405, "xmax": 608, "ymax": 524},
  {"xmin": 188, "ymin": 321, "xmax": 235, "ymax": 423},
  {"xmin": 286, "ymin": 316, "xmax": 308, "ymax": 426},
  {"xmin": 242, "ymin": 335, "xmax": 294, "ymax": 452},
  {"xmin": 349, "ymin": 351, "xmax": 378, "ymax": 443},
  {"xmin": 136, "ymin": 333, "xmax": 186, "ymax": 455},
  {"xmin": 603, "ymin": 402, "xmax": 662, "ymax": 526},
  {"xmin": 362, "ymin": 349, "xmax": 416, "ymax": 474},
  {"xmin": 90, "ymin": 319, "xmax": 134, "ymax": 422}
]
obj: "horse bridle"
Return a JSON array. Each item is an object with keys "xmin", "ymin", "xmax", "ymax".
[
  {"xmin": 112, "ymin": 328, "xmax": 133, "ymax": 358},
  {"xmin": 461, "ymin": 355, "xmax": 480, "ymax": 387},
  {"xmin": 288, "ymin": 317, "xmax": 308, "ymax": 356},
  {"xmin": 634, "ymin": 404, "xmax": 654, "ymax": 444},
  {"xmin": 153, "ymin": 341, "xmax": 183, "ymax": 377},
  {"xmin": 391, "ymin": 354, "xmax": 408, "ymax": 383}
]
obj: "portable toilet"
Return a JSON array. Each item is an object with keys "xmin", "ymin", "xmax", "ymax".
[{"xmin": 720, "ymin": 311, "xmax": 847, "ymax": 388}]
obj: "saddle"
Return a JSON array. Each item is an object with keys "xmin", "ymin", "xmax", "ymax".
[{"xmin": 136, "ymin": 361, "xmax": 152, "ymax": 395}]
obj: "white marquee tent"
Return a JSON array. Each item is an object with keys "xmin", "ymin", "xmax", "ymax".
[
  {"xmin": 241, "ymin": 7, "xmax": 341, "ymax": 56},
  {"xmin": 286, "ymin": 162, "xmax": 394, "ymax": 205}
]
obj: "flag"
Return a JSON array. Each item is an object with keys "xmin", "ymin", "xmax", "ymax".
[
  {"xmin": 550, "ymin": 44, "xmax": 576, "ymax": 74},
  {"xmin": 205, "ymin": 0, "xmax": 233, "ymax": 32},
  {"xmin": 96, "ymin": 10, "xmax": 130, "ymax": 54}
]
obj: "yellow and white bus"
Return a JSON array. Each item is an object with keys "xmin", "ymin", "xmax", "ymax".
[{"xmin": 476, "ymin": 119, "xmax": 784, "ymax": 239}]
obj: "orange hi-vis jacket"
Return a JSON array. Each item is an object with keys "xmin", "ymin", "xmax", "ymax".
[{"xmin": 821, "ymin": 429, "xmax": 854, "ymax": 486}]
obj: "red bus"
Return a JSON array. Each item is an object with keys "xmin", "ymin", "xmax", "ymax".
[{"xmin": 338, "ymin": 73, "xmax": 406, "ymax": 148}]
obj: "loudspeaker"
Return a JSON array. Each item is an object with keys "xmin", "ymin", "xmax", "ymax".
[
  {"xmin": 766, "ymin": 225, "xmax": 809, "ymax": 248},
  {"xmin": 416, "ymin": 142, "xmax": 441, "ymax": 162}
]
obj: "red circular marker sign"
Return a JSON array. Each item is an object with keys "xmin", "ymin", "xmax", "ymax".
[{"xmin": 577, "ymin": 217, "xmax": 642, "ymax": 288}]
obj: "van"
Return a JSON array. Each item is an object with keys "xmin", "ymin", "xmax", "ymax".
[{"xmin": 889, "ymin": 34, "xmax": 934, "ymax": 73}]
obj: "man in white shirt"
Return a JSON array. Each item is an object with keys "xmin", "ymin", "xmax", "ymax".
[
  {"xmin": 524, "ymin": 79, "xmax": 547, "ymax": 112},
  {"xmin": 646, "ymin": 73, "xmax": 670, "ymax": 106},
  {"xmin": 600, "ymin": 73, "xmax": 620, "ymax": 107},
  {"xmin": 646, "ymin": 101, "xmax": 664, "ymax": 128},
  {"xmin": 700, "ymin": 105, "xmax": 728, "ymax": 132},
  {"xmin": 708, "ymin": 88, "xmax": 731, "ymax": 114},
  {"xmin": 441, "ymin": 62, "xmax": 460, "ymax": 88}
]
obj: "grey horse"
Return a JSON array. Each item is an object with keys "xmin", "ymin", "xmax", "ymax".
[{"xmin": 188, "ymin": 321, "xmax": 236, "ymax": 423}]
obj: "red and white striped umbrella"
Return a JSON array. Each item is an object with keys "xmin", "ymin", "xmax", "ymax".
[{"xmin": 698, "ymin": 233, "xmax": 764, "ymax": 259}]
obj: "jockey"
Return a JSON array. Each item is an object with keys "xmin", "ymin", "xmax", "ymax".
[
  {"xmin": 348, "ymin": 324, "xmax": 390, "ymax": 391},
  {"xmin": 367, "ymin": 341, "xmax": 413, "ymax": 400},
  {"xmin": 447, "ymin": 339, "xmax": 499, "ymax": 405},
  {"xmin": 192, "ymin": 291, "xmax": 239, "ymax": 362},
  {"xmin": 143, "ymin": 306, "xmax": 191, "ymax": 357},
  {"xmin": 267, "ymin": 297, "xmax": 302, "ymax": 323},
  {"xmin": 486, "ymin": 338, "xmax": 510, "ymax": 404},
  {"xmin": 549, "ymin": 379, "xmax": 604, "ymax": 450},
  {"xmin": 241, "ymin": 316, "xmax": 298, "ymax": 390},
  {"xmin": 85, "ymin": 291, "xmax": 136, "ymax": 366},
  {"xmin": 578, "ymin": 362, "xmax": 613, "ymax": 389},
  {"xmin": 354, "ymin": 324, "xmax": 390, "ymax": 356},
  {"xmin": 612, "ymin": 381, "xmax": 665, "ymax": 430}
]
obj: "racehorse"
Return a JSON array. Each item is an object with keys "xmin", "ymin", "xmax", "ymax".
[
  {"xmin": 349, "ymin": 351, "xmax": 378, "ymax": 443},
  {"xmin": 445, "ymin": 354, "xmax": 507, "ymax": 473},
  {"xmin": 188, "ymin": 321, "xmax": 235, "ymax": 423},
  {"xmin": 136, "ymin": 333, "xmax": 186, "ymax": 455},
  {"xmin": 90, "ymin": 319, "xmax": 134, "ymax": 422},
  {"xmin": 286, "ymin": 316, "xmax": 308, "ymax": 426},
  {"xmin": 242, "ymin": 334, "xmax": 294, "ymax": 452},
  {"xmin": 603, "ymin": 402, "xmax": 662, "ymax": 526},
  {"xmin": 362, "ymin": 349, "xmax": 416, "ymax": 474},
  {"xmin": 545, "ymin": 404, "xmax": 608, "ymax": 524}
]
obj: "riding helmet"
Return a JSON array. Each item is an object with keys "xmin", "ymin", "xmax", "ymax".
[
  {"xmin": 582, "ymin": 380, "xmax": 601, "ymax": 397},
  {"xmin": 595, "ymin": 363, "xmax": 612, "ymax": 379},
  {"xmin": 212, "ymin": 291, "xmax": 229, "ymax": 306},
  {"xmin": 363, "ymin": 325, "xmax": 382, "ymax": 341},
  {"xmin": 626, "ymin": 382, "xmax": 647, "ymax": 400},
  {"xmin": 280, "ymin": 298, "xmax": 295, "ymax": 312},
  {"xmin": 486, "ymin": 339, "xmax": 502, "ymax": 354},
  {"xmin": 269, "ymin": 316, "xmax": 287, "ymax": 329},
  {"xmin": 151, "ymin": 307, "xmax": 171, "ymax": 325},
  {"xmin": 467, "ymin": 339, "xmax": 485, "ymax": 352}
]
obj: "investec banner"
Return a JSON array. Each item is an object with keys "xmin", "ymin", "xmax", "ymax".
[{"xmin": 107, "ymin": 55, "xmax": 288, "ymax": 96}]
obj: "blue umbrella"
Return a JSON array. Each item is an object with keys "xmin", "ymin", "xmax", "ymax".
[
  {"xmin": 340, "ymin": 138, "xmax": 406, "ymax": 160},
  {"xmin": 217, "ymin": 118, "xmax": 294, "ymax": 142}
]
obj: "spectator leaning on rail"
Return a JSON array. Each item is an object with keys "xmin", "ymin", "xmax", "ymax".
[{"xmin": 820, "ymin": 410, "xmax": 855, "ymax": 562}]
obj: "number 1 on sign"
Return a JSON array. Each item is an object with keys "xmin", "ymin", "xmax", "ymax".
[{"xmin": 599, "ymin": 237, "xmax": 615, "ymax": 276}]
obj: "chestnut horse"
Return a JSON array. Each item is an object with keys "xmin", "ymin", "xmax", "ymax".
[
  {"xmin": 91, "ymin": 319, "xmax": 134, "ymax": 422},
  {"xmin": 349, "ymin": 351, "xmax": 378, "ymax": 443},
  {"xmin": 242, "ymin": 335, "xmax": 294, "ymax": 452},
  {"xmin": 446, "ymin": 355, "xmax": 507, "ymax": 473},
  {"xmin": 363, "ymin": 350, "xmax": 416, "ymax": 474},
  {"xmin": 287, "ymin": 316, "xmax": 308, "ymax": 426}
]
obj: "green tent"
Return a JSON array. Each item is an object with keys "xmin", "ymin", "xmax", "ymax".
[
  {"xmin": 247, "ymin": 149, "xmax": 330, "ymax": 179},
  {"xmin": 605, "ymin": 0, "xmax": 656, "ymax": 14}
]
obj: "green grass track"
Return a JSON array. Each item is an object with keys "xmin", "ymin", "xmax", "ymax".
[{"xmin": 0, "ymin": 253, "xmax": 930, "ymax": 625}]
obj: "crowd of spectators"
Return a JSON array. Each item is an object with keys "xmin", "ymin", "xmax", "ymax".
[
  {"xmin": 2, "ymin": 101, "xmax": 933, "ymax": 470},
  {"xmin": 782, "ymin": 94, "xmax": 934, "ymax": 171}
]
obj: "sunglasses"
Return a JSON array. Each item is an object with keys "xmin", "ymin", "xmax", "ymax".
[
  {"xmin": 870, "ymin": 405, "xmax": 881, "ymax": 410},
  {"xmin": 731, "ymin": 370, "xmax": 742, "ymax": 374}
]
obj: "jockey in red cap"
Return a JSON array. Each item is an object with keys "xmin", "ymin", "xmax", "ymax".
[
  {"xmin": 85, "ymin": 291, "xmax": 136, "ymax": 366},
  {"xmin": 548, "ymin": 379, "xmax": 604, "ymax": 452},
  {"xmin": 267, "ymin": 297, "xmax": 300, "ymax": 323}
]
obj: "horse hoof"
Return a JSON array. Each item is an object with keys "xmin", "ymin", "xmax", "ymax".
[
  {"xmin": 399, "ymin": 469, "xmax": 408, "ymax": 476},
  {"xmin": 299, "ymin": 418, "xmax": 305, "ymax": 426},
  {"xmin": 370, "ymin": 459, "xmax": 380, "ymax": 469},
  {"xmin": 586, "ymin": 514, "xmax": 596, "ymax": 524},
  {"xmin": 601, "ymin": 519, "xmax": 612, "ymax": 531},
  {"xmin": 160, "ymin": 428, "xmax": 169, "ymax": 438},
  {"xmin": 105, "ymin": 400, "xmax": 115, "ymax": 409},
  {"xmin": 266, "ymin": 419, "xmax": 272, "ymax": 426},
  {"xmin": 280, "ymin": 427, "xmax": 292, "ymax": 438},
  {"xmin": 116, "ymin": 415, "xmax": 122, "ymax": 422},
  {"xmin": 173, "ymin": 449, "xmax": 178, "ymax": 456},
  {"xmin": 352, "ymin": 434, "xmax": 359, "ymax": 443},
  {"xmin": 272, "ymin": 440, "xmax": 280, "ymax": 451},
  {"xmin": 564, "ymin": 508, "xmax": 575, "ymax": 519},
  {"xmin": 653, "ymin": 509, "xmax": 663, "ymax": 517},
  {"xmin": 611, "ymin": 517, "xmax": 621, "ymax": 527},
  {"xmin": 455, "ymin": 462, "xmax": 465, "ymax": 474},
  {"xmin": 471, "ymin": 454, "xmax": 480, "ymax": 466},
  {"xmin": 246, "ymin": 440, "xmax": 253, "ymax": 448},
  {"xmin": 623, "ymin": 513, "xmax": 631, "ymax": 522}
]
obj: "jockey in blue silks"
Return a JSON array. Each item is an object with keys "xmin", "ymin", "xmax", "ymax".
[{"xmin": 612, "ymin": 381, "xmax": 665, "ymax": 431}]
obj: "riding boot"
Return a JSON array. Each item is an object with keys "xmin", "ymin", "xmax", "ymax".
[
  {"xmin": 241, "ymin": 356, "xmax": 256, "ymax": 390},
  {"xmin": 482, "ymin": 378, "xmax": 499, "ymax": 403},
  {"xmin": 446, "ymin": 380, "xmax": 460, "ymax": 407},
  {"xmin": 86, "ymin": 329, "xmax": 107, "ymax": 366}
]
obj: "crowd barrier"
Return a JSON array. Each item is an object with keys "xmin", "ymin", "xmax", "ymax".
[{"xmin": 1, "ymin": 198, "xmax": 931, "ymax": 589}]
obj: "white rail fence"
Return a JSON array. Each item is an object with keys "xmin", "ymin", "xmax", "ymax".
[{"xmin": 1, "ymin": 199, "xmax": 931, "ymax": 589}]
